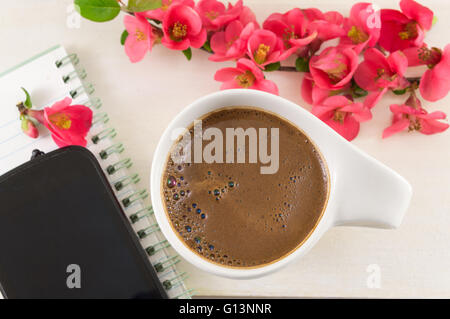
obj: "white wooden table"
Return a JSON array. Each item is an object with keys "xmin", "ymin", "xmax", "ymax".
[{"xmin": 0, "ymin": 0, "xmax": 449, "ymax": 298}]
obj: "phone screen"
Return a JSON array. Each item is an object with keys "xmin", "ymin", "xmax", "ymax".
[{"xmin": 0, "ymin": 147, "xmax": 167, "ymax": 299}]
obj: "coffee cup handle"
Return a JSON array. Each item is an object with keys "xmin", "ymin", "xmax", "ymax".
[{"xmin": 332, "ymin": 145, "xmax": 412, "ymax": 229}]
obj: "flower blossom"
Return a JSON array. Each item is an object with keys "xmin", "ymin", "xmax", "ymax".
[
  {"xmin": 123, "ymin": 15, "xmax": 155, "ymax": 63},
  {"xmin": 214, "ymin": 58, "xmax": 278, "ymax": 94},
  {"xmin": 312, "ymin": 95, "xmax": 372, "ymax": 141},
  {"xmin": 354, "ymin": 48, "xmax": 410, "ymax": 108},
  {"xmin": 209, "ymin": 21, "xmax": 256, "ymax": 62},
  {"xmin": 196, "ymin": 0, "xmax": 243, "ymax": 31},
  {"xmin": 383, "ymin": 98, "xmax": 449, "ymax": 138},
  {"xmin": 28, "ymin": 98, "xmax": 93, "ymax": 147},
  {"xmin": 161, "ymin": 4, "xmax": 207, "ymax": 50},
  {"xmin": 262, "ymin": 8, "xmax": 318, "ymax": 59},
  {"xmin": 247, "ymin": 30, "xmax": 284, "ymax": 68},
  {"xmin": 379, "ymin": 0, "xmax": 433, "ymax": 52},
  {"xmin": 309, "ymin": 46, "xmax": 359, "ymax": 91},
  {"xmin": 340, "ymin": 3, "xmax": 381, "ymax": 54}
]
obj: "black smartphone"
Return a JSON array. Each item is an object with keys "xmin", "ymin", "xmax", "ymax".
[{"xmin": 0, "ymin": 146, "xmax": 167, "ymax": 299}]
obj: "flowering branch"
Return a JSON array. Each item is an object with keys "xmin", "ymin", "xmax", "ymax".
[
  {"xmin": 16, "ymin": 88, "xmax": 93, "ymax": 147},
  {"xmin": 73, "ymin": 0, "xmax": 450, "ymax": 141}
]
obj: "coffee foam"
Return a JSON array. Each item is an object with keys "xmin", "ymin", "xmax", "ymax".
[{"xmin": 161, "ymin": 107, "xmax": 329, "ymax": 268}]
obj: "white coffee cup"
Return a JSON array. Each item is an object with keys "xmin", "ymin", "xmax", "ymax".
[{"xmin": 150, "ymin": 89, "xmax": 412, "ymax": 279}]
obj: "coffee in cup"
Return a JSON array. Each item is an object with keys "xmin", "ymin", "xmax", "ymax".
[{"xmin": 161, "ymin": 106, "xmax": 329, "ymax": 268}]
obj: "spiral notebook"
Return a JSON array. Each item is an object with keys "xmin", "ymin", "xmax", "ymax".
[{"xmin": 0, "ymin": 45, "xmax": 193, "ymax": 299}]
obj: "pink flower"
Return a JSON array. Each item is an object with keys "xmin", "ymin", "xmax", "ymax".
[
  {"xmin": 209, "ymin": 21, "xmax": 256, "ymax": 62},
  {"xmin": 247, "ymin": 30, "xmax": 284, "ymax": 68},
  {"xmin": 419, "ymin": 45, "xmax": 450, "ymax": 102},
  {"xmin": 196, "ymin": 0, "xmax": 243, "ymax": 31},
  {"xmin": 21, "ymin": 118, "xmax": 39, "ymax": 139},
  {"xmin": 354, "ymin": 48, "xmax": 410, "ymax": 108},
  {"xmin": 309, "ymin": 46, "xmax": 359, "ymax": 90},
  {"xmin": 312, "ymin": 96, "xmax": 372, "ymax": 141},
  {"xmin": 28, "ymin": 98, "xmax": 93, "ymax": 148},
  {"xmin": 303, "ymin": 8, "xmax": 345, "ymax": 41},
  {"xmin": 137, "ymin": 0, "xmax": 195, "ymax": 21},
  {"xmin": 301, "ymin": 73, "xmax": 334, "ymax": 106},
  {"xmin": 161, "ymin": 4, "xmax": 207, "ymax": 50},
  {"xmin": 123, "ymin": 15, "xmax": 155, "ymax": 63},
  {"xmin": 238, "ymin": 5, "xmax": 259, "ymax": 27},
  {"xmin": 340, "ymin": 3, "xmax": 381, "ymax": 54},
  {"xmin": 379, "ymin": 0, "xmax": 433, "ymax": 52},
  {"xmin": 401, "ymin": 44, "xmax": 427, "ymax": 66},
  {"xmin": 214, "ymin": 58, "xmax": 279, "ymax": 94},
  {"xmin": 263, "ymin": 8, "xmax": 318, "ymax": 59},
  {"xmin": 383, "ymin": 102, "xmax": 449, "ymax": 138}
]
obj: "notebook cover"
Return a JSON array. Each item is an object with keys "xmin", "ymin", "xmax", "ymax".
[{"xmin": 0, "ymin": 146, "xmax": 168, "ymax": 299}]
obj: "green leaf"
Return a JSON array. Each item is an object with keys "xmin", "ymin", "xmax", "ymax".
[
  {"xmin": 74, "ymin": 0, "xmax": 121, "ymax": 22},
  {"xmin": 21, "ymin": 87, "xmax": 32, "ymax": 108},
  {"xmin": 120, "ymin": 30, "xmax": 129, "ymax": 45},
  {"xmin": 128, "ymin": 0, "xmax": 162, "ymax": 12},
  {"xmin": 182, "ymin": 48, "xmax": 192, "ymax": 61},
  {"xmin": 432, "ymin": 16, "xmax": 438, "ymax": 26},
  {"xmin": 202, "ymin": 40, "xmax": 213, "ymax": 53},
  {"xmin": 264, "ymin": 62, "xmax": 281, "ymax": 72},
  {"xmin": 393, "ymin": 88, "xmax": 407, "ymax": 95},
  {"xmin": 295, "ymin": 57, "xmax": 309, "ymax": 72},
  {"xmin": 352, "ymin": 88, "xmax": 368, "ymax": 98},
  {"xmin": 351, "ymin": 81, "xmax": 368, "ymax": 98}
]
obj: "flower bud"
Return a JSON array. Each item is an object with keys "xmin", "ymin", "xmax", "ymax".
[{"xmin": 21, "ymin": 117, "xmax": 39, "ymax": 139}]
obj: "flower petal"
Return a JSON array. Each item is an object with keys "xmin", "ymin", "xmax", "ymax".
[
  {"xmin": 363, "ymin": 88, "xmax": 388, "ymax": 109},
  {"xmin": 254, "ymin": 79, "xmax": 279, "ymax": 95},
  {"xmin": 189, "ymin": 28, "xmax": 207, "ymax": 48},
  {"xmin": 387, "ymin": 50, "xmax": 408, "ymax": 76},
  {"xmin": 125, "ymin": 34, "xmax": 150, "ymax": 63},
  {"xmin": 220, "ymin": 80, "xmax": 242, "ymax": 90},
  {"xmin": 214, "ymin": 67, "xmax": 242, "ymax": 81},
  {"xmin": 419, "ymin": 45, "xmax": 450, "ymax": 101},
  {"xmin": 399, "ymin": 0, "xmax": 433, "ymax": 30},
  {"xmin": 420, "ymin": 69, "xmax": 450, "ymax": 102},
  {"xmin": 419, "ymin": 118, "xmax": 450, "ymax": 135},
  {"xmin": 324, "ymin": 114, "xmax": 360, "ymax": 141},
  {"xmin": 382, "ymin": 118, "xmax": 410, "ymax": 138}
]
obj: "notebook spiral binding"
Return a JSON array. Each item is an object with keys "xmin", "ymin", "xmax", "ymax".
[{"xmin": 56, "ymin": 54, "xmax": 193, "ymax": 299}]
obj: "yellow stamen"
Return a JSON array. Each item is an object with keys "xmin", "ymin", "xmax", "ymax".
[
  {"xmin": 49, "ymin": 113, "xmax": 72, "ymax": 130},
  {"xmin": 327, "ymin": 62, "xmax": 348, "ymax": 84},
  {"xmin": 407, "ymin": 116, "xmax": 421, "ymax": 131},
  {"xmin": 205, "ymin": 11, "xmax": 219, "ymax": 20},
  {"xmin": 236, "ymin": 71, "xmax": 255, "ymax": 88},
  {"xmin": 375, "ymin": 68, "xmax": 385, "ymax": 80},
  {"xmin": 170, "ymin": 22, "xmax": 188, "ymax": 41},
  {"xmin": 135, "ymin": 29, "xmax": 147, "ymax": 41},
  {"xmin": 282, "ymin": 26, "xmax": 298, "ymax": 48},
  {"xmin": 398, "ymin": 22, "xmax": 418, "ymax": 40},
  {"xmin": 333, "ymin": 110, "xmax": 346, "ymax": 123},
  {"xmin": 226, "ymin": 36, "xmax": 239, "ymax": 49},
  {"xmin": 254, "ymin": 44, "xmax": 271, "ymax": 65},
  {"xmin": 418, "ymin": 47, "xmax": 442, "ymax": 68},
  {"xmin": 347, "ymin": 25, "xmax": 369, "ymax": 44}
]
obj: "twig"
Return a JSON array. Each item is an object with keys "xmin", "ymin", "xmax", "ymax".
[
  {"xmin": 278, "ymin": 66, "xmax": 297, "ymax": 72},
  {"xmin": 120, "ymin": 7, "xmax": 422, "ymax": 84}
]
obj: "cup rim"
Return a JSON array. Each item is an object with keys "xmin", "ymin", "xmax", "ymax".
[{"xmin": 150, "ymin": 89, "xmax": 336, "ymax": 279}]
